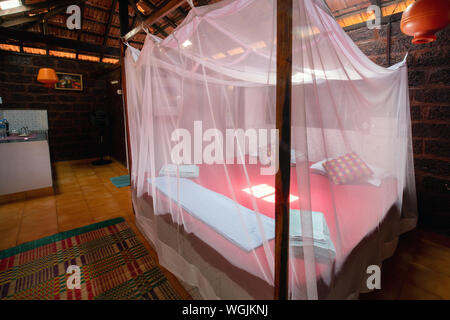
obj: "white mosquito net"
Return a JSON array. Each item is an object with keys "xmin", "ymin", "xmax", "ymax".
[{"xmin": 124, "ymin": 0, "xmax": 418, "ymax": 300}]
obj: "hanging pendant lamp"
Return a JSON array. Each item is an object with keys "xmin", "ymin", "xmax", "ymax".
[
  {"xmin": 37, "ymin": 68, "xmax": 59, "ymax": 88},
  {"xmin": 400, "ymin": 0, "xmax": 450, "ymax": 44}
]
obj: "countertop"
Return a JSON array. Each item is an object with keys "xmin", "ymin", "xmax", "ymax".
[{"xmin": 0, "ymin": 132, "xmax": 48, "ymax": 144}]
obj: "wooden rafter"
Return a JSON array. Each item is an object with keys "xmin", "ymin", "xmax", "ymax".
[
  {"xmin": 369, "ymin": 0, "xmax": 383, "ymax": 17},
  {"xmin": 103, "ymin": 0, "xmax": 119, "ymax": 47},
  {"xmin": 80, "ymin": 2, "xmax": 184, "ymax": 30},
  {"xmin": 1, "ymin": 1, "xmax": 84, "ymax": 28},
  {"xmin": 196, "ymin": 0, "xmax": 209, "ymax": 6},
  {"xmin": 0, "ymin": 26, "xmax": 120, "ymax": 56},
  {"xmin": 36, "ymin": 22, "xmax": 119, "ymax": 42},
  {"xmin": 177, "ymin": 6, "xmax": 188, "ymax": 16},
  {"xmin": 130, "ymin": 13, "xmax": 138, "ymax": 32},
  {"xmin": 142, "ymin": 0, "xmax": 178, "ymax": 28},
  {"xmin": 122, "ymin": 0, "xmax": 185, "ymax": 41},
  {"xmin": 0, "ymin": 0, "xmax": 79, "ymax": 18},
  {"xmin": 343, "ymin": 11, "xmax": 402, "ymax": 31},
  {"xmin": 42, "ymin": 18, "xmax": 49, "ymax": 55},
  {"xmin": 76, "ymin": 2, "xmax": 86, "ymax": 58},
  {"xmin": 20, "ymin": 20, "xmax": 145, "ymax": 48},
  {"xmin": 128, "ymin": 0, "xmax": 168, "ymax": 37},
  {"xmin": 370, "ymin": 0, "xmax": 382, "ymax": 6}
]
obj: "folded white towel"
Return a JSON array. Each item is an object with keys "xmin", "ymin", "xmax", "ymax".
[
  {"xmin": 159, "ymin": 164, "xmax": 199, "ymax": 178},
  {"xmin": 289, "ymin": 210, "xmax": 336, "ymax": 260}
]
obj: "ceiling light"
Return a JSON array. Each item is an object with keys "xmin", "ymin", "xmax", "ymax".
[
  {"xmin": 182, "ymin": 40, "xmax": 192, "ymax": 48},
  {"xmin": 212, "ymin": 52, "xmax": 226, "ymax": 60},
  {"xmin": 294, "ymin": 26, "xmax": 320, "ymax": 39},
  {"xmin": 227, "ymin": 47, "xmax": 244, "ymax": 56},
  {"xmin": 249, "ymin": 41, "xmax": 266, "ymax": 49},
  {"xmin": 136, "ymin": 0, "xmax": 151, "ymax": 15},
  {"xmin": 0, "ymin": 0, "xmax": 22, "ymax": 10}
]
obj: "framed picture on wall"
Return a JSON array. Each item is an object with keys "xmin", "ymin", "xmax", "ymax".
[{"xmin": 55, "ymin": 72, "xmax": 83, "ymax": 91}]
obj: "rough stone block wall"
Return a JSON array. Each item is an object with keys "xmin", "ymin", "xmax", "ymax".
[{"xmin": 346, "ymin": 20, "xmax": 449, "ymax": 232}]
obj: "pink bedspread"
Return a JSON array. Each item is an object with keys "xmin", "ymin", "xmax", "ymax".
[{"xmin": 143, "ymin": 161, "xmax": 399, "ymax": 286}]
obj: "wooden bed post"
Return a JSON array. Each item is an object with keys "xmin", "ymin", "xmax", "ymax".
[
  {"xmin": 274, "ymin": 0, "xmax": 293, "ymax": 300},
  {"xmin": 118, "ymin": 0, "xmax": 133, "ymax": 176}
]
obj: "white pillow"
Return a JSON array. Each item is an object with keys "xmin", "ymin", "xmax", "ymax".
[
  {"xmin": 309, "ymin": 158, "xmax": 330, "ymax": 175},
  {"xmin": 291, "ymin": 149, "xmax": 305, "ymax": 164}
]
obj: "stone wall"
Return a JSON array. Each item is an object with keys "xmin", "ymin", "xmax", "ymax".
[
  {"xmin": 0, "ymin": 51, "xmax": 114, "ymax": 161},
  {"xmin": 346, "ymin": 20, "xmax": 449, "ymax": 232},
  {"xmin": 103, "ymin": 67, "xmax": 127, "ymax": 166}
]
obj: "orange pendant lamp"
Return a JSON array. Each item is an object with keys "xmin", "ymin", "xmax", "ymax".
[
  {"xmin": 37, "ymin": 68, "xmax": 59, "ymax": 88},
  {"xmin": 400, "ymin": 0, "xmax": 450, "ymax": 44}
]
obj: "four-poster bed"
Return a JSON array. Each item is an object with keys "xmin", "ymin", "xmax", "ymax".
[{"xmin": 120, "ymin": 0, "xmax": 418, "ymax": 300}]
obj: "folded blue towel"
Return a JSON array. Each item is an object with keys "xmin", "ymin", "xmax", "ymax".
[{"xmin": 110, "ymin": 175, "xmax": 130, "ymax": 188}]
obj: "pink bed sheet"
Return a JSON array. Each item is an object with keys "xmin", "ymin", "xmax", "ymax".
[{"xmin": 142, "ymin": 161, "xmax": 399, "ymax": 286}]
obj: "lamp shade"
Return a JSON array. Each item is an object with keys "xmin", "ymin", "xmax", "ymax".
[
  {"xmin": 400, "ymin": 0, "xmax": 450, "ymax": 44},
  {"xmin": 37, "ymin": 68, "xmax": 59, "ymax": 88}
]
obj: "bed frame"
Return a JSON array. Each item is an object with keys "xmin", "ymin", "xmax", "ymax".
[{"xmin": 135, "ymin": 191, "xmax": 415, "ymax": 299}]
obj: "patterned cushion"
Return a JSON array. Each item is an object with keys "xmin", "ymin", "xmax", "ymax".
[{"xmin": 322, "ymin": 152, "xmax": 373, "ymax": 184}]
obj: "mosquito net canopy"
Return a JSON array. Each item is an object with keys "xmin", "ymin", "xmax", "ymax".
[{"xmin": 124, "ymin": 0, "xmax": 417, "ymax": 299}]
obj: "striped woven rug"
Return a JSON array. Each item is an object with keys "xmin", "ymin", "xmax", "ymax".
[{"xmin": 0, "ymin": 217, "xmax": 182, "ymax": 300}]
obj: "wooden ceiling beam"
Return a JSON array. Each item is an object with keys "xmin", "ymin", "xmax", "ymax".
[
  {"xmin": 343, "ymin": 10, "xmax": 402, "ymax": 31},
  {"xmin": 122, "ymin": 0, "xmax": 185, "ymax": 41},
  {"xmin": 76, "ymin": 2, "xmax": 86, "ymax": 58},
  {"xmin": 152, "ymin": 24, "xmax": 168, "ymax": 37},
  {"xmin": 0, "ymin": 0, "xmax": 80, "ymax": 18},
  {"xmin": 164, "ymin": 16, "xmax": 177, "ymax": 28},
  {"xmin": 33, "ymin": 21, "xmax": 144, "ymax": 45},
  {"xmin": 1, "ymin": 1, "xmax": 84, "ymax": 28},
  {"xmin": 1, "ymin": 15, "xmax": 40, "ymax": 28},
  {"xmin": 0, "ymin": 26, "xmax": 120, "ymax": 56},
  {"xmin": 128, "ymin": 0, "xmax": 168, "ymax": 37},
  {"xmin": 42, "ymin": 23, "xmax": 109, "ymax": 41},
  {"xmin": 103, "ymin": 0, "xmax": 119, "ymax": 47},
  {"xmin": 84, "ymin": 3, "xmax": 110, "ymax": 14},
  {"xmin": 334, "ymin": 6, "xmax": 373, "ymax": 19},
  {"xmin": 177, "ymin": 6, "xmax": 188, "ymax": 17},
  {"xmin": 370, "ymin": 0, "xmax": 382, "ymax": 6},
  {"xmin": 141, "ymin": 0, "xmax": 178, "ymax": 28}
]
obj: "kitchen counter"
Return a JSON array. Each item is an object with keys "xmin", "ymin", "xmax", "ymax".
[
  {"xmin": 0, "ymin": 131, "xmax": 53, "ymax": 196},
  {"xmin": 0, "ymin": 132, "xmax": 48, "ymax": 144}
]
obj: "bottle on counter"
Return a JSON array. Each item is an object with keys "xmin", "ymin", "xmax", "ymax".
[
  {"xmin": 3, "ymin": 119, "xmax": 9, "ymax": 137},
  {"xmin": 0, "ymin": 120, "xmax": 5, "ymax": 139}
]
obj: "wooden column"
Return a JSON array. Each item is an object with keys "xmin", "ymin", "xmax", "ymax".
[
  {"xmin": 118, "ymin": 0, "xmax": 133, "ymax": 174},
  {"xmin": 274, "ymin": 0, "xmax": 293, "ymax": 300}
]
